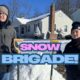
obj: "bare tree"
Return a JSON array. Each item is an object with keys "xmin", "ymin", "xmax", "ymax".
[
  {"xmin": 20, "ymin": 2, "xmax": 32, "ymax": 18},
  {"xmin": 56, "ymin": 0, "xmax": 70, "ymax": 16},
  {"xmin": 56, "ymin": 0, "xmax": 62, "ymax": 10},
  {"xmin": 9, "ymin": 0, "xmax": 32, "ymax": 22},
  {"xmin": 76, "ymin": 0, "xmax": 80, "ymax": 9},
  {"xmin": 33, "ymin": 9, "xmax": 42, "ymax": 17},
  {"xmin": 10, "ymin": 0, "xmax": 19, "ymax": 22}
]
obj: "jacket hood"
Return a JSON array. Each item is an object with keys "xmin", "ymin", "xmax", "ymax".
[
  {"xmin": 0, "ymin": 5, "xmax": 10, "ymax": 29},
  {"xmin": 0, "ymin": 5, "xmax": 9, "ymax": 16}
]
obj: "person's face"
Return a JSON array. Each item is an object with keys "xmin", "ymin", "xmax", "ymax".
[
  {"xmin": 0, "ymin": 13, "xmax": 7, "ymax": 22},
  {"xmin": 71, "ymin": 28, "xmax": 80, "ymax": 39}
]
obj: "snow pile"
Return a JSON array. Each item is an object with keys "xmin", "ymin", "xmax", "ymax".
[{"xmin": 2, "ymin": 65, "xmax": 65, "ymax": 80}]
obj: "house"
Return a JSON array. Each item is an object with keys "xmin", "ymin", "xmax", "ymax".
[
  {"xmin": 16, "ymin": 5, "xmax": 73, "ymax": 39},
  {"xmin": 71, "ymin": 9, "xmax": 80, "ymax": 22}
]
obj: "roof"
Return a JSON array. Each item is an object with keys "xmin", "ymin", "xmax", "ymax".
[
  {"xmin": 16, "ymin": 13, "xmax": 50, "ymax": 24},
  {"xmin": 71, "ymin": 9, "xmax": 80, "ymax": 21},
  {"xmin": 16, "ymin": 10, "xmax": 72, "ymax": 24},
  {"xmin": 72, "ymin": 9, "xmax": 80, "ymax": 16}
]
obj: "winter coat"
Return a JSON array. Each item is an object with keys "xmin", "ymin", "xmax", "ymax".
[
  {"xmin": 64, "ymin": 38, "xmax": 80, "ymax": 80},
  {"xmin": 0, "ymin": 21, "xmax": 16, "ymax": 53},
  {"xmin": 0, "ymin": 21, "xmax": 16, "ymax": 74},
  {"xmin": 64, "ymin": 38, "xmax": 80, "ymax": 53}
]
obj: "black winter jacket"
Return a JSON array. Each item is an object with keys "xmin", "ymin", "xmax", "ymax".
[
  {"xmin": 64, "ymin": 38, "xmax": 80, "ymax": 80},
  {"xmin": 64, "ymin": 38, "xmax": 80, "ymax": 53}
]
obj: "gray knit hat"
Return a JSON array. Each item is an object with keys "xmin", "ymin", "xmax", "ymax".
[{"xmin": 0, "ymin": 5, "xmax": 9, "ymax": 15}]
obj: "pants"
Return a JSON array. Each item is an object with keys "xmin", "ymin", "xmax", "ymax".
[
  {"xmin": 0, "ymin": 72, "xmax": 6, "ymax": 80},
  {"xmin": 66, "ymin": 65, "xmax": 80, "ymax": 80},
  {"xmin": 0, "ymin": 65, "xmax": 11, "ymax": 80}
]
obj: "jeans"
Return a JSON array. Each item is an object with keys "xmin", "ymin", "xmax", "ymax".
[{"xmin": 0, "ymin": 72, "xmax": 5, "ymax": 80}]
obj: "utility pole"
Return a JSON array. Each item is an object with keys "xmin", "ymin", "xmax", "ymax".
[{"xmin": 49, "ymin": 4, "xmax": 57, "ymax": 39}]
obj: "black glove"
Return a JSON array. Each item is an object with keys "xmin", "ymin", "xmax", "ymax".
[{"xmin": 1, "ymin": 45, "xmax": 9, "ymax": 53}]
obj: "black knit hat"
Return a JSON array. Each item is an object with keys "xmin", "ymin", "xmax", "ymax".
[{"xmin": 72, "ymin": 22, "xmax": 80, "ymax": 30}]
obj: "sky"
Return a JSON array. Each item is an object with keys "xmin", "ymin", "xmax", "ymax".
[{"xmin": 0, "ymin": 0, "xmax": 57, "ymax": 18}]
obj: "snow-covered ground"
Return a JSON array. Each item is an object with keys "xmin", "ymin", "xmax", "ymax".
[{"xmin": 2, "ymin": 65, "xmax": 65, "ymax": 80}]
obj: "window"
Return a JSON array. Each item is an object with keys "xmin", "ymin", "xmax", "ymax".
[
  {"xmin": 38, "ymin": 23, "xmax": 40, "ymax": 27},
  {"xmin": 28, "ymin": 25, "xmax": 30, "ymax": 32},
  {"xmin": 21, "ymin": 27, "xmax": 25, "ymax": 34},
  {"xmin": 54, "ymin": 24, "xmax": 56, "ymax": 30},
  {"xmin": 15, "ymin": 27, "xmax": 19, "ymax": 33},
  {"xmin": 34, "ymin": 24, "xmax": 36, "ymax": 31},
  {"xmin": 26, "ymin": 25, "xmax": 28, "ymax": 32},
  {"xmin": 34, "ymin": 23, "xmax": 40, "ymax": 31},
  {"xmin": 26, "ymin": 25, "xmax": 30, "ymax": 32},
  {"xmin": 64, "ymin": 25, "xmax": 67, "ymax": 32}
]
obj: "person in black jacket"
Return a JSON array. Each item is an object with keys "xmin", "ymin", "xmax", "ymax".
[
  {"xmin": 0, "ymin": 5, "xmax": 16, "ymax": 80},
  {"xmin": 64, "ymin": 22, "xmax": 80, "ymax": 80}
]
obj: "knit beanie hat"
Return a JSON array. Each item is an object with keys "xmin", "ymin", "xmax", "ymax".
[
  {"xmin": 0, "ymin": 5, "xmax": 9, "ymax": 15},
  {"xmin": 72, "ymin": 22, "xmax": 80, "ymax": 31}
]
